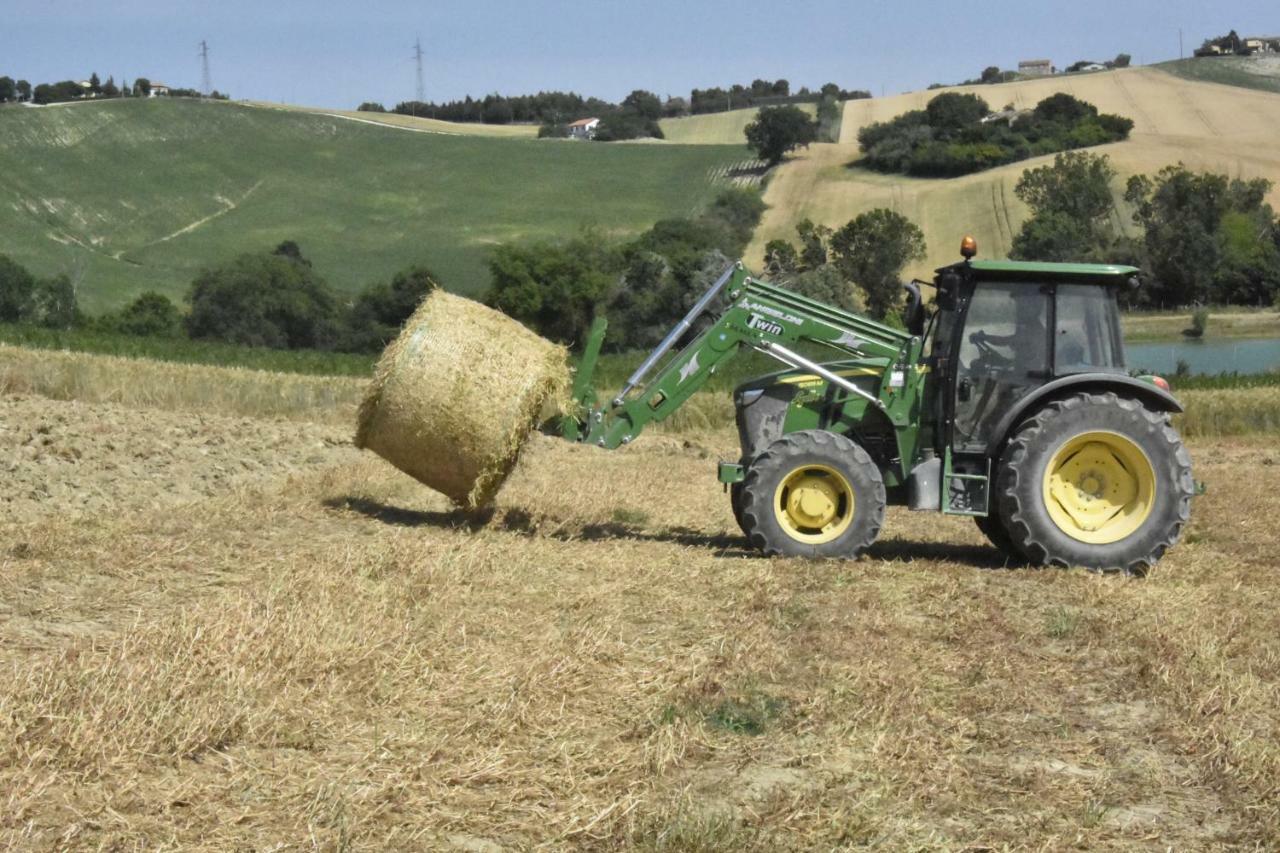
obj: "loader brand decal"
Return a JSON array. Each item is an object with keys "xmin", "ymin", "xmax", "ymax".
[
  {"xmin": 678, "ymin": 352, "xmax": 700, "ymax": 384},
  {"xmin": 743, "ymin": 301, "xmax": 805, "ymax": 327},
  {"xmin": 747, "ymin": 313, "xmax": 784, "ymax": 336}
]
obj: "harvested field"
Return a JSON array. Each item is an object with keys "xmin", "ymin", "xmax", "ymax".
[
  {"xmin": 748, "ymin": 67, "xmax": 1280, "ymax": 277},
  {"xmin": 3, "ymin": 359, "xmax": 1280, "ymax": 848},
  {"xmin": 0, "ymin": 394, "xmax": 354, "ymax": 523}
]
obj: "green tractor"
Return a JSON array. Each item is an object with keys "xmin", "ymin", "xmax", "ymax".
[{"xmin": 563, "ymin": 241, "xmax": 1193, "ymax": 572}]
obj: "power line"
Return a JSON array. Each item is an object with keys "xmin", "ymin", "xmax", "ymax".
[
  {"xmin": 199, "ymin": 40, "xmax": 212, "ymax": 96},
  {"xmin": 413, "ymin": 36, "xmax": 425, "ymax": 103}
]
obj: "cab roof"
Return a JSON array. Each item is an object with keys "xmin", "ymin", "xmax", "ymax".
[{"xmin": 938, "ymin": 259, "xmax": 1140, "ymax": 285}]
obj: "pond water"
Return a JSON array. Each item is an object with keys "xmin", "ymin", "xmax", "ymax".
[{"xmin": 1127, "ymin": 337, "xmax": 1280, "ymax": 375}]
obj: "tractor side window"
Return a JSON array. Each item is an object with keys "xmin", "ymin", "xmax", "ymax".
[
  {"xmin": 953, "ymin": 282, "xmax": 1050, "ymax": 451},
  {"xmin": 1055, "ymin": 284, "xmax": 1124, "ymax": 372}
]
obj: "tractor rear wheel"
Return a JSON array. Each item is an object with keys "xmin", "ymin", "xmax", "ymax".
[
  {"xmin": 739, "ymin": 430, "xmax": 885, "ymax": 558},
  {"xmin": 973, "ymin": 513, "xmax": 1025, "ymax": 561},
  {"xmin": 996, "ymin": 392, "xmax": 1193, "ymax": 574}
]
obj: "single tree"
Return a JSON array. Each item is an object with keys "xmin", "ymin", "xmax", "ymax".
[
  {"xmin": 88, "ymin": 72, "xmax": 101, "ymax": 95},
  {"xmin": 16, "ymin": 79, "xmax": 31, "ymax": 101},
  {"xmin": 744, "ymin": 105, "xmax": 818, "ymax": 164},
  {"xmin": 133, "ymin": 77, "xmax": 151, "ymax": 97},
  {"xmin": 829, "ymin": 209, "xmax": 926, "ymax": 319},
  {"xmin": 32, "ymin": 275, "xmax": 78, "ymax": 328},
  {"xmin": 101, "ymin": 76, "xmax": 119, "ymax": 98},
  {"xmin": 621, "ymin": 89, "xmax": 662, "ymax": 121},
  {"xmin": 1010, "ymin": 152, "xmax": 1117, "ymax": 262},
  {"xmin": 0, "ymin": 76, "xmax": 14, "ymax": 102}
]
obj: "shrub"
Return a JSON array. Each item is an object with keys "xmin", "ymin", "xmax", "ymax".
[
  {"xmin": 108, "ymin": 292, "xmax": 184, "ymax": 337},
  {"xmin": 343, "ymin": 266, "xmax": 439, "ymax": 351},
  {"xmin": 186, "ymin": 242, "xmax": 340, "ymax": 349}
]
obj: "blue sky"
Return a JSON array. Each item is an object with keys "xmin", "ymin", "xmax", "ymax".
[{"xmin": 4, "ymin": 1, "xmax": 1277, "ymax": 108}]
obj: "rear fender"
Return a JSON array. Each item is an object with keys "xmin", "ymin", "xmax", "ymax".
[{"xmin": 985, "ymin": 373, "xmax": 1184, "ymax": 457}]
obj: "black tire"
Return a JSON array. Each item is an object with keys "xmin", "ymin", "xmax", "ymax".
[
  {"xmin": 996, "ymin": 392, "xmax": 1193, "ymax": 574},
  {"xmin": 973, "ymin": 513, "xmax": 1025, "ymax": 560},
  {"xmin": 739, "ymin": 430, "xmax": 886, "ymax": 559}
]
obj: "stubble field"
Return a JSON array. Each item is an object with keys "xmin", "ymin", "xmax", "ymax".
[{"xmin": 2, "ymin": 347, "xmax": 1280, "ymax": 849}]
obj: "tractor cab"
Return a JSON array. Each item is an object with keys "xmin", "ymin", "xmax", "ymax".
[{"xmin": 927, "ymin": 255, "xmax": 1139, "ymax": 455}]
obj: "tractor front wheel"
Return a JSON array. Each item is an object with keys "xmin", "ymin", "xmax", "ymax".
[
  {"xmin": 739, "ymin": 430, "xmax": 885, "ymax": 558},
  {"xmin": 996, "ymin": 392, "xmax": 1193, "ymax": 574}
]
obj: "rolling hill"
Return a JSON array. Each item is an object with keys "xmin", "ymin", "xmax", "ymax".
[
  {"xmin": 658, "ymin": 103, "xmax": 817, "ymax": 144},
  {"xmin": 0, "ymin": 99, "xmax": 746, "ymax": 313},
  {"xmin": 747, "ymin": 66, "xmax": 1280, "ymax": 277}
]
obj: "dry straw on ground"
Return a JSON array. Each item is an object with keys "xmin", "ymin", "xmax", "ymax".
[{"xmin": 354, "ymin": 290, "xmax": 569, "ymax": 507}]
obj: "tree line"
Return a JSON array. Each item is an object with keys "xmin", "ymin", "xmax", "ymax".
[
  {"xmin": 357, "ymin": 78, "xmax": 870, "ymax": 130},
  {"xmin": 0, "ymin": 244, "xmax": 433, "ymax": 353},
  {"xmin": 0, "ymin": 72, "xmax": 227, "ymax": 105}
]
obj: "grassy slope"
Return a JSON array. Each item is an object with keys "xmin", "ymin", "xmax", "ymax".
[
  {"xmin": 747, "ymin": 67, "xmax": 1280, "ymax": 277},
  {"xmin": 1157, "ymin": 55, "xmax": 1280, "ymax": 95},
  {"xmin": 659, "ymin": 103, "xmax": 817, "ymax": 144},
  {"xmin": 0, "ymin": 99, "xmax": 746, "ymax": 312},
  {"xmin": 243, "ymin": 101, "xmax": 541, "ymax": 137}
]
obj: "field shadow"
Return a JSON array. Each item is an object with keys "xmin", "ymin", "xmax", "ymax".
[
  {"xmin": 323, "ymin": 496, "xmax": 498, "ymax": 531},
  {"xmin": 868, "ymin": 538, "xmax": 1031, "ymax": 571},
  {"xmin": 324, "ymin": 496, "xmax": 757, "ymax": 555},
  {"xmin": 326, "ymin": 497, "xmax": 1027, "ymax": 568}
]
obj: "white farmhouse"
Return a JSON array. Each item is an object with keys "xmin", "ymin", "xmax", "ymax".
[{"xmin": 567, "ymin": 117, "xmax": 599, "ymax": 139}]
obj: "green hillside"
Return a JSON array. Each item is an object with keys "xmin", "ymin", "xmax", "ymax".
[
  {"xmin": 1157, "ymin": 56, "xmax": 1280, "ymax": 95},
  {"xmin": 0, "ymin": 99, "xmax": 747, "ymax": 313}
]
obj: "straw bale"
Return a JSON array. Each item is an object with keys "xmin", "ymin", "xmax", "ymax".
[{"xmin": 355, "ymin": 291, "xmax": 568, "ymax": 507}]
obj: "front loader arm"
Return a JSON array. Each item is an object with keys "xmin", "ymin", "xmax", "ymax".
[{"xmin": 567, "ymin": 263, "xmax": 921, "ymax": 451}]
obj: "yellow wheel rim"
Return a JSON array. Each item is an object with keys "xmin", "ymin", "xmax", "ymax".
[
  {"xmin": 1042, "ymin": 431, "xmax": 1156, "ymax": 545},
  {"xmin": 773, "ymin": 464, "xmax": 855, "ymax": 544}
]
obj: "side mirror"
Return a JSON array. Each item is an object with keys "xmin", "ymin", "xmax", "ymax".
[{"xmin": 902, "ymin": 281, "xmax": 925, "ymax": 337}]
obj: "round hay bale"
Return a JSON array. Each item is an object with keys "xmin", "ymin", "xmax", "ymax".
[{"xmin": 355, "ymin": 291, "xmax": 568, "ymax": 508}]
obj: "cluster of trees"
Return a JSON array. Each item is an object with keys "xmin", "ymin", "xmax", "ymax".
[
  {"xmin": 690, "ymin": 80, "xmax": 869, "ymax": 115},
  {"xmin": 0, "ymin": 244, "xmax": 436, "ymax": 352},
  {"xmin": 0, "ymin": 76, "xmax": 33, "ymax": 103},
  {"xmin": 762, "ymin": 212, "xmax": 926, "ymax": 320},
  {"xmin": 540, "ymin": 90, "xmax": 665, "ymax": 141},
  {"xmin": 486, "ymin": 188, "xmax": 765, "ymax": 349},
  {"xmin": 0, "ymin": 257, "xmax": 78, "ymax": 328},
  {"xmin": 1125, "ymin": 167, "xmax": 1280, "ymax": 307},
  {"xmin": 0, "ymin": 73, "xmax": 226, "ymax": 105},
  {"xmin": 858, "ymin": 92, "xmax": 1133, "ymax": 178},
  {"xmin": 1008, "ymin": 151, "xmax": 1280, "ymax": 307}
]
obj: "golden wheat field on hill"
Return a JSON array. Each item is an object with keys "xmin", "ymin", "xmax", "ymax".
[
  {"xmin": 746, "ymin": 66, "xmax": 1280, "ymax": 277},
  {"xmin": 1, "ymin": 347, "xmax": 1280, "ymax": 849}
]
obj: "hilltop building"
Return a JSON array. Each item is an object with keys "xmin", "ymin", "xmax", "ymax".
[
  {"xmin": 567, "ymin": 117, "xmax": 599, "ymax": 140},
  {"xmin": 150, "ymin": 81, "xmax": 171, "ymax": 97},
  {"xmin": 1018, "ymin": 59, "xmax": 1054, "ymax": 78}
]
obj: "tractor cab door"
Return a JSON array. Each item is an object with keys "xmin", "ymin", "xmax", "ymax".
[{"xmin": 952, "ymin": 281, "xmax": 1051, "ymax": 452}]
